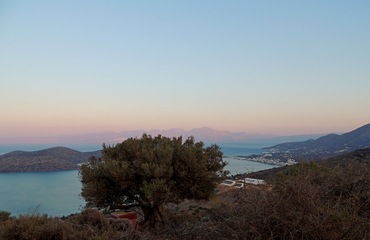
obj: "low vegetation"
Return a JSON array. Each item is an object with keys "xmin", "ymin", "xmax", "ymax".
[
  {"xmin": 151, "ymin": 159, "xmax": 369, "ymax": 239},
  {"xmin": 1, "ymin": 147, "xmax": 369, "ymax": 239},
  {"xmin": 0, "ymin": 209, "xmax": 143, "ymax": 240}
]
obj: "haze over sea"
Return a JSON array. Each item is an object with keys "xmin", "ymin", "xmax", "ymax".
[{"xmin": 0, "ymin": 145, "xmax": 274, "ymax": 216}]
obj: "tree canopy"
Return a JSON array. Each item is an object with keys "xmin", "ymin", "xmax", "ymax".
[{"xmin": 80, "ymin": 134, "xmax": 227, "ymax": 226}]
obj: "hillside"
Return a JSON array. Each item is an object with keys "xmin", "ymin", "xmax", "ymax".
[
  {"xmin": 244, "ymin": 146, "xmax": 370, "ymax": 181},
  {"xmin": 262, "ymin": 123, "xmax": 370, "ymax": 161},
  {"xmin": 0, "ymin": 147, "xmax": 101, "ymax": 172}
]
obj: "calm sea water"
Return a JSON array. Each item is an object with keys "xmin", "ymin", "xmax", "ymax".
[
  {"xmin": 0, "ymin": 170, "xmax": 84, "ymax": 216},
  {"xmin": 0, "ymin": 146, "xmax": 275, "ymax": 216}
]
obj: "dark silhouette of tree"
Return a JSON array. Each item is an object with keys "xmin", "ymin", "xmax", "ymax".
[{"xmin": 80, "ymin": 134, "xmax": 227, "ymax": 227}]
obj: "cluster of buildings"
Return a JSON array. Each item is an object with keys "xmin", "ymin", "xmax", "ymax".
[{"xmin": 243, "ymin": 152, "xmax": 297, "ymax": 166}]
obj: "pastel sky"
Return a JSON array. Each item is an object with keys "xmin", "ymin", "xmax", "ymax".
[{"xmin": 1, "ymin": 1, "xmax": 369, "ymax": 140}]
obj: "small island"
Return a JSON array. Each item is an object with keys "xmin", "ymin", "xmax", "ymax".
[{"xmin": 0, "ymin": 147, "xmax": 101, "ymax": 173}]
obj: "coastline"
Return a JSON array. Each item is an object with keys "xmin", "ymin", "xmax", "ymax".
[{"xmin": 235, "ymin": 155, "xmax": 297, "ymax": 167}]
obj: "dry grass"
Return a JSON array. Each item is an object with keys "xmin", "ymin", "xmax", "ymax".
[
  {"xmin": 0, "ymin": 209, "xmax": 144, "ymax": 240},
  {"xmin": 150, "ymin": 161, "xmax": 369, "ymax": 240}
]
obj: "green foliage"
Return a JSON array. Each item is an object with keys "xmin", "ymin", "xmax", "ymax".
[
  {"xmin": 80, "ymin": 134, "xmax": 227, "ymax": 226},
  {"xmin": 0, "ymin": 211, "xmax": 11, "ymax": 222}
]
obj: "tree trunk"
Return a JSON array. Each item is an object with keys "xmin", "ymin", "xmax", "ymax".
[{"xmin": 140, "ymin": 204, "xmax": 164, "ymax": 228}]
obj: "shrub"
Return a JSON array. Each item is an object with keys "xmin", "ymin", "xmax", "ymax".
[
  {"xmin": 0, "ymin": 214, "xmax": 68, "ymax": 240},
  {"xmin": 207, "ymin": 161, "xmax": 370, "ymax": 240},
  {"xmin": 0, "ymin": 211, "xmax": 11, "ymax": 221},
  {"xmin": 0, "ymin": 210, "xmax": 144, "ymax": 240},
  {"xmin": 150, "ymin": 160, "xmax": 369, "ymax": 239}
]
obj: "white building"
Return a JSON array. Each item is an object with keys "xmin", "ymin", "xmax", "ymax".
[
  {"xmin": 220, "ymin": 179, "xmax": 236, "ymax": 187},
  {"xmin": 244, "ymin": 178, "xmax": 266, "ymax": 185}
]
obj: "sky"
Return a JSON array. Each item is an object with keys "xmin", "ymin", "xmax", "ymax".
[{"xmin": 1, "ymin": 0, "xmax": 369, "ymax": 142}]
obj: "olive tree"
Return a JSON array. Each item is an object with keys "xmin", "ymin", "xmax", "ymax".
[{"xmin": 80, "ymin": 134, "xmax": 227, "ymax": 227}]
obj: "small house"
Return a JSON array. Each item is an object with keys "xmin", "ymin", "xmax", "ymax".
[{"xmin": 244, "ymin": 178, "xmax": 266, "ymax": 185}]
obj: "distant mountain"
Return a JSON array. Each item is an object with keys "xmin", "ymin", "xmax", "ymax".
[
  {"xmin": 264, "ymin": 123, "xmax": 370, "ymax": 161},
  {"xmin": 1, "ymin": 127, "xmax": 326, "ymax": 149},
  {"xmin": 0, "ymin": 147, "xmax": 101, "ymax": 172},
  {"xmin": 34, "ymin": 127, "xmax": 259, "ymax": 145}
]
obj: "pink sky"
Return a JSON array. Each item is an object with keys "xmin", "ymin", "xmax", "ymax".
[{"xmin": 1, "ymin": 1, "xmax": 369, "ymax": 143}]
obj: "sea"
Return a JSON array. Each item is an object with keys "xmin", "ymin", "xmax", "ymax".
[{"xmin": 0, "ymin": 145, "xmax": 276, "ymax": 216}]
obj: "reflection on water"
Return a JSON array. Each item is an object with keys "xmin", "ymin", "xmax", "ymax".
[{"xmin": 223, "ymin": 157, "xmax": 276, "ymax": 175}]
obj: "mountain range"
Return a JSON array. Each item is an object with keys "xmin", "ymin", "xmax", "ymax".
[
  {"xmin": 264, "ymin": 123, "xmax": 370, "ymax": 161},
  {"xmin": 1, "ymin": 127, "xmax": 326, "ymax": 148}
]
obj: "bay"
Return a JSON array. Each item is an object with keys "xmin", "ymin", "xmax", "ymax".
[
  {"xmin": 221, "ymin": 147, "xmax": 276, "ymax": 175},
  {"xmin": 0, "ymin": 170, "xmax": 84, "ymax": 216},
  {"xmin": 0, "ymin": 146, "xmax": 276, "ymax": 216},
  {"xmin": 224, "ymin": 157, "xmax": 276, "ymax": 175}
]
